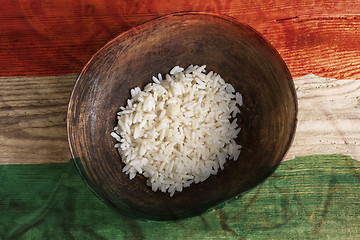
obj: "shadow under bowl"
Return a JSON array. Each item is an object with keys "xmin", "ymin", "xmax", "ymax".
[{"xmin": 67, "ymin": 12, "xmax": 298, "ymax": 221}]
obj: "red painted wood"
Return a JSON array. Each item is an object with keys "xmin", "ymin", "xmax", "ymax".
[{"xmin": 1, "ymin": 0, "xmax": 360, "ymax": 78}]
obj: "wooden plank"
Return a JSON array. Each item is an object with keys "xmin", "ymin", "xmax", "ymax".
[
  {"xmin": 285, "ymin": 74, "xmax": 360, "ymax": 161},
  {"xmin": 0, "ymin": 75, "xmax": 76, "ymax": 164},
  {"xmin": 1, "ymin": 0, "xmax": 360, "ymax": 78},
  {"xmin": 1, "ymin": 74, "xmax": 359, "ymax": 164}
]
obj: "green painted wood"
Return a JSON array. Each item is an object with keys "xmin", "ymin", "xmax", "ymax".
[{"xmin": 1, "ymin": 154, "xmax": 359, "ymax": 239}]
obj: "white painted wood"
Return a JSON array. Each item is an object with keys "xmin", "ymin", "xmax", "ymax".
[{"xmin": 285, "ymin": 74, "xmax": 360, "ymax": 161}]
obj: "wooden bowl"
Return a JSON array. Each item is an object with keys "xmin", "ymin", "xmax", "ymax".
[{"xmin": 67, "ymin": 12, "xmax": 297, "ymax": 220}]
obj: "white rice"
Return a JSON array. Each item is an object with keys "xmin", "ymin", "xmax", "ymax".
[{"xmin": 111, "ymin": 65, "xmax": 243, "ymax": 197}]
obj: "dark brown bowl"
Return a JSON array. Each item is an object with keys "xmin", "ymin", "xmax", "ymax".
[{"xmin": 67, "ymin": 12, "xmax": 297, "ymax": 221}]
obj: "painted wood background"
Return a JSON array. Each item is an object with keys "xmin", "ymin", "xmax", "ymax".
[
  {"xmin": 1, "ymin": 1, "xmax": 360, "ymax": 239},
  {"xmin": 1, "ymin": 0, "xmax": 360, "ymax": 78}
]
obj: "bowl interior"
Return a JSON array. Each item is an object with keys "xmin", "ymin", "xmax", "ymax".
[{"xmin": 67, "ymin": 12, "xmax": 297, "ymax": 220}]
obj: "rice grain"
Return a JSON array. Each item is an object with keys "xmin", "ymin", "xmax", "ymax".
[{"xmin": 111, "ymin": 65, "xmax": 243, "ymax": 196}]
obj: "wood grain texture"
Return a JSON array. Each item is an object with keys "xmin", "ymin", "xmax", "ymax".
[
  {"xmin": 0, "ymin": 74, "xmax": 76, "ymax": 164},
  {"xmin": 1, "ymin": 0, "xmax": 360, "ymax": 78},
  {"xmin": 285, "ymin": 74, "xmax": 360, "ymax": 161},
  {"xmin": 1, "ymin": 155, "xmax": 359, "ymax": 239},
  {"xmin": 2, "ymin": 73, "xmax": 358, "ymax": 165}
]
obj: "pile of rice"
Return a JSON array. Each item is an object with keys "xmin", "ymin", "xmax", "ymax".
[{"xmin": 111, "ymin": 65, "xmax": 243, "ymax": 197}]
